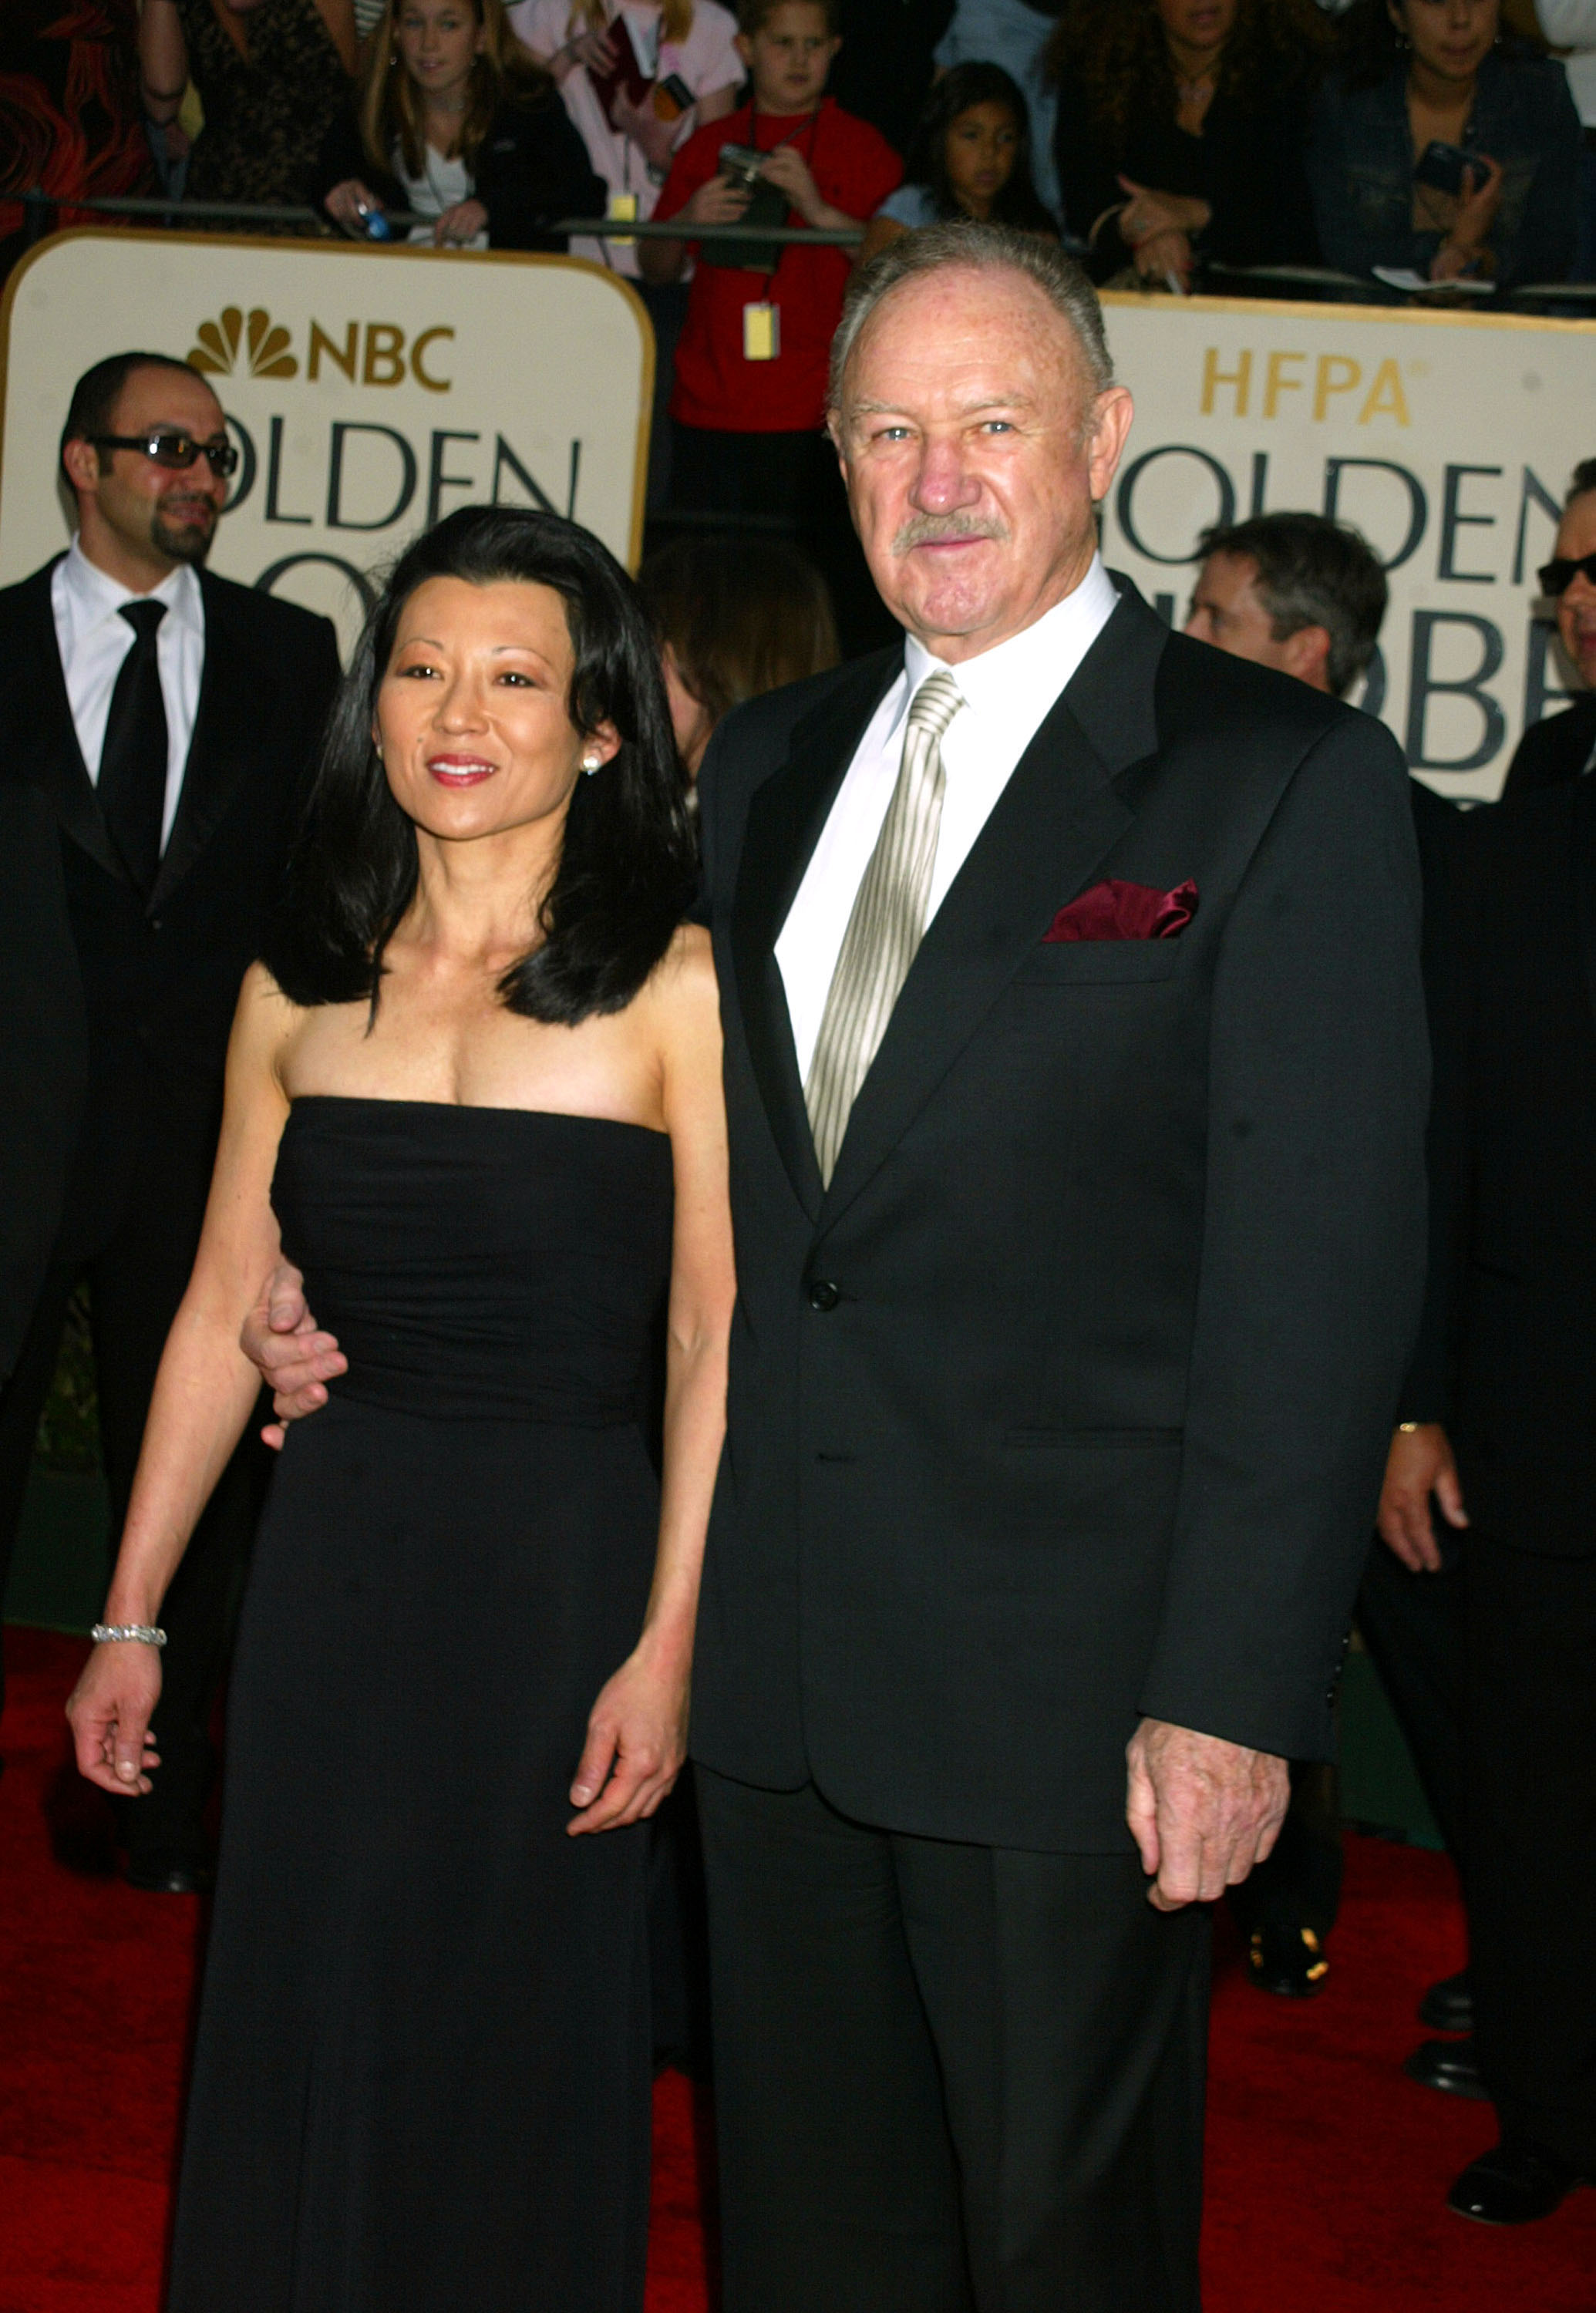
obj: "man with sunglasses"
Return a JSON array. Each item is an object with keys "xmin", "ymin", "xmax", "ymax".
[
  {"xmin": 1503, "ymin": 459, "xmax": 1596, "ymax": 796},
  {"xmin": 0, "ymin": 350, "xmax": 339, "ymax": 1891},
  {"xmin": 1375, "ymin": 456, "xmax": 1596, "ymax": 2226}
]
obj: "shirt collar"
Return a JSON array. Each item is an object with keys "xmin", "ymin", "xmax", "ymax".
[
  {"xmin": 61, "ymin": 536, "xmax": 202, "ymax": 635},
  {"xmin": 896, "ymin": 556, "xmax": 1120, "ymax": 740}
]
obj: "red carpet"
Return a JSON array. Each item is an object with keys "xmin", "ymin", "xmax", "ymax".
[{"xmin": 2, "ymin": 1624, "xmax": 1591, "ymax": 2311}]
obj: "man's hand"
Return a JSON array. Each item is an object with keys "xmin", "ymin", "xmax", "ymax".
[
  {"xmin": 239, "ymin": 1261, "xmax": 345, "ymax": 1448},
  {"xmin": 1126, "ymin": 1719, "xmax": 1289, "ymax": 1910},
  {"xmin": 67, "ymin": 1641, "xmax": 163, "ymax": 1796},
  {"xmin": 1376, "ymin": 1422, "xmax": 1467, "ymax": 1573}
]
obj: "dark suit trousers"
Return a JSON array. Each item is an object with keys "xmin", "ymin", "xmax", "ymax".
[
  {"xmin": 0, "ymin": 1091, "xmax": 267, "ymax": 1859},
  {"xmin": 1357, "ymin": 1527, "xmax": 1469, "ymax": 1867},
  {"xmin": 695, "ymin": 1768, "xmax": 1209, "ymax": 2313},
  {"xmin": 1464, "ymin": 1531, "xmax": 1596, "ymax": 2169}
]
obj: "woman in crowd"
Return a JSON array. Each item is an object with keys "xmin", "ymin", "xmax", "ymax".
[
  {"xmin": 317, "ymin": 0, "xmax": 603, "ymax": 247},
  {"xmin": 1046, "ymin": 0, "xmax": 1332, "ymax": 288},
  {"xmin": 861, "ymin": 59, "xmax": 1057, "ymax": 262},
  {"xmin": 509, "ymin": 0, "xmax": 742, "ymax": 503},
  {"xmin": 1308, "ymin": 0, "xmax": 1581, "ymax": 291},
  {"xmin": 67, "ymin": 506, "xmax": 732, "ymax": 2312},
  {"xmin": 509, "ymin": 0, "xmax": 743, "ymax": 267},
  {"xmin": 638, "ymin": 533, "xmax": 839, "ymax": 777},
  {"xmin": 139, "ymin": 0, "xmax": 355, "ymax": 211}
]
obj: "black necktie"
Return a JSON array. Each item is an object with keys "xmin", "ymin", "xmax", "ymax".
[{"xmin": 97, "ymin": 598, "xmax": 169, "ymax": 897}]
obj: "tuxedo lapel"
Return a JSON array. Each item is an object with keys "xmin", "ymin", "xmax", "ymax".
[
  {"xmin": 819, "ymin": 586, "xmax": 1167, "ymax": 1231},
  {"xmin": 732, "ymin": 653, "xmax": 902, "ymax": 1222},
  {"xmin": 151, "ymin": 573, "xmax": 259, "ymax": 911},
  {"xmin": 9, "ymin": 564, "xmax": 126, "ymax": 884},
  {"xmin": 1571, "ymin": 774, "xmax": 1596, "ymax": 1039}
]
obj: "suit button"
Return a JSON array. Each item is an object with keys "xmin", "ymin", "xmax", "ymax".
[{"xmin": 807, "ymin": 1280, "xmax": 840, "ymax": 1312}]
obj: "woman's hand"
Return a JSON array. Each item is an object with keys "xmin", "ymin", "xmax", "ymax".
[
  {"xmin": 549, "ymin": 25, "xmax": 614, "ymax": 82},
  {"xmin": 1134, "ymin": 225, "xmax": 1195, "ymax": 290},
  {"xmin": 612, "ymin": 85, "xmax": 679, "ymax": 172},
  {"xmin": 433, "ymin": 197, "xmax": 488, "ymax": 245},
  {"xmin": 67, "ymin": 1641, "xmax": 163, "ymax": 1796},
  {"xmin": 1116, "ymin": 177, "xmax": 1210, "ymax": 249},
  {"xmin": 325, "ymin": 177, "xmax": 383, "ymax": 234},
  {"xmin": 1430, "ymin": 153, "xmax": 1503, "ymax": 280},
  {"xmin": 678, "ymin": 171, "xmax": 753, "ymax": 227},
  {"xmin": 567, "ymin": 1635, "xmax": 690, "ymax": 1834}
]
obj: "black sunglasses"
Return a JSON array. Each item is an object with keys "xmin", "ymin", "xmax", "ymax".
[
  {"xmin": 89, "ymin": 429, "xmax": 239, "ymax": 479},
  {"xmin": 1538, "ymin": 552, "xmax": 1596, "ymax": 598}
]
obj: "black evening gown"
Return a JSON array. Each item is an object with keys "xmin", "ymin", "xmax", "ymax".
[{"xmin": 167, "ymin": 1096, "xmax": 675, "ymax": 2313}]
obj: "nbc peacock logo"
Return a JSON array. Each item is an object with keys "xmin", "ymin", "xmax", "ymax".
[{"xmin": 187, "ymin": 307, "xmax": 298, "ymax": 381}]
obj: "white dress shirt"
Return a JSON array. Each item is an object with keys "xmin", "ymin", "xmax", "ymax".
[
  {"xmin": 776, "ymin": 557, "xmax": 1120, "ymax": 1084},
  {"xmin": 50, "ymin": 539, "xmax": 206, "ymax": 852}
]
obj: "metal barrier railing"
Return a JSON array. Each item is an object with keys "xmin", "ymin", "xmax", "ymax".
[
  {"xmin": 12, "ymin": 189, "xmax": 1596, "ymax": 307},
  {"xmin": 12, "ymin": 187, "xmax": 863, "ymax": 248}
]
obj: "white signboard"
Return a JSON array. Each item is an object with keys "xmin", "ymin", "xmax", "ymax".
[
  {"xmin": 1099, "ymin": 291, "xmax": 1596, "ymax": 800},
  {"xmin": 0, "ymin": 230, "xmax": 653, "ymax": 658}
]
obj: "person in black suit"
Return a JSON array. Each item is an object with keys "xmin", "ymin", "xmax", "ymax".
[
  {"xmin": 1185, "ymin": 513, "xmax": 1470, "ymax": 2021},
  {"xmin": 1503, "ymin": 458, "xmax": 1596, "ymax": 798},
  {"xmin": 0, "ymin": 351, "xmax": 340, "ymax": 1886},
  {"xmin": 245, "ymin": 224, "xmax": 1428, "ymax": 2309},
  {"xmin": 1377, "ymin": 779, "xmax": 1596, "ymax": 2227}
]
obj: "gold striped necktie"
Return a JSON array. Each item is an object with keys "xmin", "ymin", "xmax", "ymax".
[{"xmin": 805, "ymin": 668, "xmax": 965, "ymax": 1187}]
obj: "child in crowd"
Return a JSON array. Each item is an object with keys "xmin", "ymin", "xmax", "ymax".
[
  {"xmin": 317, "ymin": 0, "xmax": 603, "ymax": 246},
  {"xmin": 510, "ymin": 0, "xmax": 744, "ymax": 275},
  {"xmin": 640, "ymin": 534, "xmax": 840, "ymax": 778},
  {"xmin": 641, "ymin": 0, "xmax": 901, "ymax": 520},
  {"xmin": 861, "ymin": 59, "xmax": 1055, "ymax": 262}
]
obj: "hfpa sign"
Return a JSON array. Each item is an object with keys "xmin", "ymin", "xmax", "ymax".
[{"xmin": 1100, "ymin": 291, "xmax": 1595, "ymax": 802}]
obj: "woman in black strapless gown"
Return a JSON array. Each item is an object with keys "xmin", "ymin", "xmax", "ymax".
[{"xmin": 68, "ymin": 508, "xmax": 731, "ymax": 2312}]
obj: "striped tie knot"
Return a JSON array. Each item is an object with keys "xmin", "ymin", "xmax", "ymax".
[{"xmin": 905, "ymin": 667, "xmax": 964, "ymax": 744}]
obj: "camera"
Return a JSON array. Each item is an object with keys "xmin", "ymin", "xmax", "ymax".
[{"xmin": 718, "ymin": 144, "xmax": 770, "ymax": 193}]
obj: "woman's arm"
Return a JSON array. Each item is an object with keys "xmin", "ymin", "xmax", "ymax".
[
  {"xmin": 568, "ymin": 928, "xmax": 734, "ymax": 1833},
  {"xmin": 480, "ymin": 93, "xmax": 609, "ymax": 248},
  {"xmin": 139, "ymin": 0, "xmax": 190, "ymax": 126},
  {"xmin": 66, "ymin": 967, "xmax": 296, "ymax": 1796}
]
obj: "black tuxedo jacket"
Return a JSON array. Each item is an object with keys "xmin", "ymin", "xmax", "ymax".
[
  {"xmin": 692, "ymin": 583, "xmax": 1430, "ymax": 1853},
  {"xmin": 1403, "ymin": 778, "xmax": 1596, "ymax": 1555},
  {"xmin": 1502, "ymin": 690, "xmax": 1596, "ymax": 796},
  {"xmin": 0, "ymin": 557, "xmax": 340, "ymax": 1376}
]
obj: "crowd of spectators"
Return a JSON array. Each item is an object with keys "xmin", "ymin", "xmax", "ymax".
[{"xmin": 11, "ymin": 0, "xmax": 1596, "ymax": 299}]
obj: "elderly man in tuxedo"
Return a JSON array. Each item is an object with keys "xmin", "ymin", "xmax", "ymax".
[
  {"xmin": 249, "ymin": 226, "xmax": 1428, "ymax": 2310},
  {"xmin": 0, "ymin": 352, "xmax": 339, "ymax": 1887}
]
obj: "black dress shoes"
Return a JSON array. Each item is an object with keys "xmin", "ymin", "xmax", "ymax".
[
  {"xmin": 1446, "ymin": 2138, "xmax": 1585, "ymax": 2225},
  {"xmin": 123, "ymin": 1852, "xmax": 214, "ymax": 1896},
  {"xmin": 1418, "ymin": 1969, "xmax": 1473, "ymax": 2034},
  {"xmin": 1404, "ymin": 2035, "xmax": 1487, "ymax": 2099},
  {"xmin": 1246, "ymin": 1924, "xmax": 1330, "ymax": 1998}
]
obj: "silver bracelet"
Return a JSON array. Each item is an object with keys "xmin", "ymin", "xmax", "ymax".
[{"xmin": 92, "ymin": 1623, "xmax": 167, "ymax": 1648}]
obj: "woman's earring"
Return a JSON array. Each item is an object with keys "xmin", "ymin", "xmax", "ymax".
[{"xmin": 581, "ymin": 753, "xmax": 601, "ymax": 776}]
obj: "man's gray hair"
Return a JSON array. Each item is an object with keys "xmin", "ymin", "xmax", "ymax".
[{"xmin": 827, "ymin": 222, "xmax": 1115, "ymax": 417}]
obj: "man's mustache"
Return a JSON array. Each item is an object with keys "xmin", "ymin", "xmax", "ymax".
[{"xmin": 891, "ymin": 513, "xmax": 1007, "ymax": 554}]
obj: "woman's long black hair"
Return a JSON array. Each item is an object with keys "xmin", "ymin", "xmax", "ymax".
[
  {"xmin": 906, "ymin": 62, "xmax": 1057, "ymax": 234},
  {"xmin": 264, "ymin": 505, "xmax": 698, "ymax": 1028}
]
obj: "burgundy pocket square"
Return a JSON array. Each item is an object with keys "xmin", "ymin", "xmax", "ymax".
[{"xmin": 1043, "ymin": 878, "xmax": 1198, "ymax": 944}]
